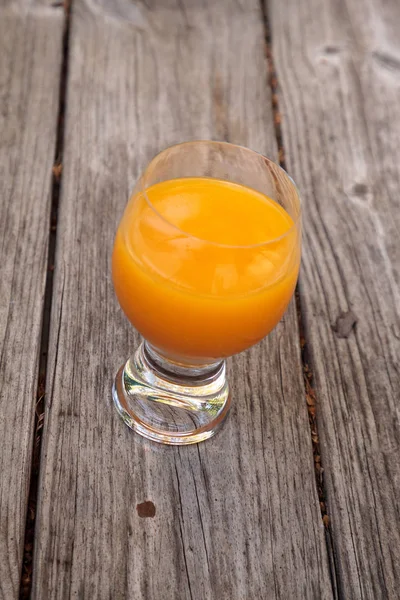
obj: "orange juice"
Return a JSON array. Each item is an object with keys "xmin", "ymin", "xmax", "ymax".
[{"xmin": 112, "ymin": 178, "xmax": 300, "ymax": 361}]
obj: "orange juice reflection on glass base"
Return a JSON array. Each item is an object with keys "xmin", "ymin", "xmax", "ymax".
[{"xmin": 112, "ymin": 142, "xmax": 301, "ymax": 445}]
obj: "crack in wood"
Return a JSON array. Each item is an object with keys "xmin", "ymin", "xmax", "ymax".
[
  {"xmin": 372, "ymin": 50, "xmax": 400, "ymax": 73},
  {"xmin": 18, "ymin": 3, "xmax": 72, "ymax": 599},
  {"xmin": 260, "ymin": 0, "xmax": 340, "ymax": 597}
]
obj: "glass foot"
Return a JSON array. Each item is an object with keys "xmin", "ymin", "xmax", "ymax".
[{"xmin": 112, "ymin": 342, "xmax": 230, "ymax": 445}]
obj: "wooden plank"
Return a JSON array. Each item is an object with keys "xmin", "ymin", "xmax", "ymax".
[
  {"xmin": 0, "ymin": 2, "xmax": 64, "ymax": 599},
  {"xmin": 268, "ymin": 0, "xmax": 400, "ymax": 597},
  {"xmin": 32, "ymin": 1, "xmax": 333, "ymax": 598}
]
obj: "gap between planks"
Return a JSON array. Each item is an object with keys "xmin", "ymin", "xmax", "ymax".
[
  {"xmin": 260, "ymin": 0, "xmax": 340, "ymax": 596},
  {"xmin": 18, "ymin": 2, "xmax": 72, "ymax": 599}
]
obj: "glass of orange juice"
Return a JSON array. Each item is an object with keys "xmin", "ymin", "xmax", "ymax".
[{"xmin": 112, "ymin": 141, "xmax": 301, "ymax": 444}]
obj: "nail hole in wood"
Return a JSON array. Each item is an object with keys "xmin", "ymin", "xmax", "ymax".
[
  {"xmin": 332, "ymin": 311, "xmax": 357, "ymax": 338},
  {"xmin": 322, "ymin": 45, "xmax": 340, "ymax": 55},
  {"xmin": 137, "ymin": 501, "xmax": 156, "ymax": 518},
  {"xmin": 351, "ymin": 182, "xmax": 368, "ymax": 196}
]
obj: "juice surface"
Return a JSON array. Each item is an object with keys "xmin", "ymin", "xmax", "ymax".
[{"xmin": 113, "ymin": 178, "xmax": 300, "ymax": 360}]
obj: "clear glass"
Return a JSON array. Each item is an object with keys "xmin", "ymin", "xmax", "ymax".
[{"xmin": 112, "ymin": 141, "xmax": 301, "ymax": 444}]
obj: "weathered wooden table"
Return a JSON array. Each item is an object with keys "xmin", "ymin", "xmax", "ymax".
[{"xmin": 1, "ymin": 0, "xmax": 399, "ymax": 598}]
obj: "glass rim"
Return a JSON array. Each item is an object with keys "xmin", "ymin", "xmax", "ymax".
[{"xmin": 139, "ymin": 140, "xmax": 302, "ymax": 249}]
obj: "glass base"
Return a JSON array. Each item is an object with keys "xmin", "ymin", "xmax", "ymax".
[{"xmin": 112, "ymin": 342, "xmax": 230, "ymax": 445}]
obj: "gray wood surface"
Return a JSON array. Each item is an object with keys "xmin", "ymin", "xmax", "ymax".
[
  {"xmin": 0, "ymin": 2, "xmax": 64, "ymax": 599},
  {"xmin": 269, "ymin": 0, "xmax": 400, "ymax": 597},
  {"xmin": 32, "ymin": 0, "xmax": 332, "ymax": 598}
]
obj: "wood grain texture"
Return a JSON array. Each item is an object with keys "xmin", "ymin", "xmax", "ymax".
[
  {"xmin": 32, "ymin": 1, "xmax": 332, "ymax": 598},
  {"xmin": 0, "ymin": 2, "xmax": 64, "ymax": 599},
  {"xmin": 269, "ymin": 0, "xmax": 400, "ymax": 597}
]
